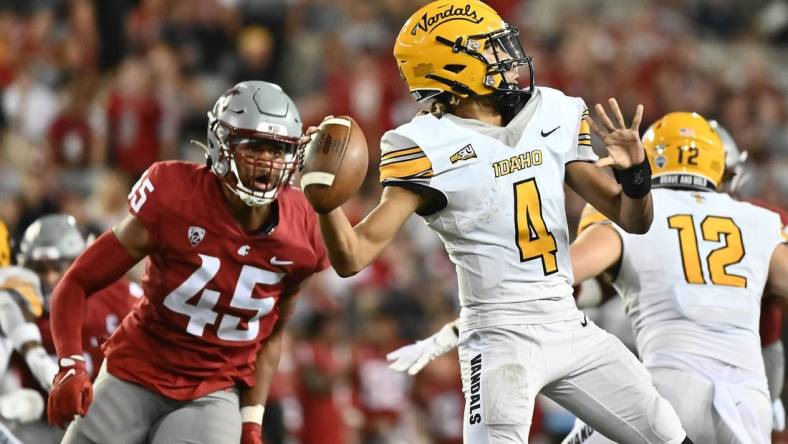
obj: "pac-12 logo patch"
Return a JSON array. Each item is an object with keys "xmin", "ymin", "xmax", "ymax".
[
  {"xmin": 188, "ymin": 226, "xmax": 206, "ymax": 246},
  {"xmin": 450, "ymin": 144, "xmax": 477, "ymax": 164}
]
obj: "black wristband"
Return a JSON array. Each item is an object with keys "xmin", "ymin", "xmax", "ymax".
[{"xmin": 612, "ymin": 155, "xmax": 651, "ymax": 199}]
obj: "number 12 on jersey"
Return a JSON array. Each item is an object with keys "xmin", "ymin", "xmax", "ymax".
[
  {"xmin": 668, "ymin": 214, "xmax": 747, "ymax": 288},
  {"xmin": 514, "ymin": 179, "xmax": 558, "ymax": 275}
]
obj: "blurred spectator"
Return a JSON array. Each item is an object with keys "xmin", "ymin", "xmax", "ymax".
[
  {"xmin": 12, "ymin": 163, "xmax": 61, "ymax": 241},
  {"xmin": 294, "ymin": 311, "xmax": 349, "ymax": 444},
  {"xmin": 351, "ymin": 303, "xmax": 411, "ymax": 444},
  {"xmin": 47, "ymin": 76, "xmax": 101, "ymax": 169},
  {"xmin": 412, "ymin": 351, "xmax": 464, "ymax": 444},
  {"xmin": 101, "ymin": 56, "xmax": 173, "ymax": 178},
  {"xmin": 2, "ymin": 69, "xmax": 59, "ymax": 141},
  {"xmin": 93, "ymin": 0, "xmax": 131, "ymax": 70},
  {"xmin": 231, "ymin": 26, "xmax": 276, "ymax": 84}
]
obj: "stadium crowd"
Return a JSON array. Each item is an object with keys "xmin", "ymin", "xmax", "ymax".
[{"xmin": 0, "ymin": 0, "xmax": 786, "ymax": 442}]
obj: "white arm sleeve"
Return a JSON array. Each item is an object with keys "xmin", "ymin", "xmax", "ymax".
[
  {"xmin": 763, "ymin": 340, "xmax": 785, "ymax": 401},
  {"xmin": 0, "ymin": 291, "xmax": 41, "ymax": 351}
]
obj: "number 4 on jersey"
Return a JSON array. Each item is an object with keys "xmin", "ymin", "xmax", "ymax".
[{"xmin": 514, "ymin": 179, "xmax": 558, "ymax": 275}]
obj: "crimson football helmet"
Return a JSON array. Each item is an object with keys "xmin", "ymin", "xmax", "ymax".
[{"xmin": 205, "ymin": 81, "xmax": 303, "ymax": 207}]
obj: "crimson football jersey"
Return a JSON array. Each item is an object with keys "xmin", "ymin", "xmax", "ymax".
[
  {"xmin": 295, "ymin": 341, "xmax": 347, "ymax": 444},
  {"xmin": 351, "ymin": 342, "xmax": 411, "ymax": 424},
  {"xmin": 103, "ymin": 161, "xmax": 328, "ymax": 400},
  {"xmin": 27, "ymin": 279, "xmax": 140, "ymax": 386}
]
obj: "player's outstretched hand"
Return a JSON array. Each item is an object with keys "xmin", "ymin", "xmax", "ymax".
[
  {"xmin": 585, "ymin": 98, "xmax": 644, "ymax": 169},
  {"xmin": 47, "ymin": 355, "xmax": 93, "ymax": 429},
  {"xmin": 386, "ymin": 321, "xmax": 459, "ymax": 375}
]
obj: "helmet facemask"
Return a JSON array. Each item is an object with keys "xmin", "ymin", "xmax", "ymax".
[
  {"xmin": 208, "ymin": 115, "xmax": 299, "ymax": 207},
  {"xmin": 431, "ymin": 25, "xmax": 534, "ymax": 100}
]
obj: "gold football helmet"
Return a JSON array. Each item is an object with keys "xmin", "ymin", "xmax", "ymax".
[
  {"xmin": 393, "ymin": 0, "xmax": 534, "ymax": 102},
  {"xmin": 643, "ymin": 112, "xmax": 725, "ymax": 190}
]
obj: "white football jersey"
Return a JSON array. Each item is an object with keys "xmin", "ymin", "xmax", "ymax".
[
  {"xmin": 379, "ymin": 87, "xmax": 596, "ymax": 328},
  {"xmin": 606, "ymin": 188, "xmax": 785, "ymax": 375}
]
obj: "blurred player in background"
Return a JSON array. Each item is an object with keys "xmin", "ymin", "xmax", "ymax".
[
  {"xmin": 3, "ymin": 214, "xmax": 139, "ymax": 443},
  {"xmin": 46, "ymin": 81, "xmax": 328, "ymax": 444},
  {"xmin": 17, "ymin": 214, "xmax": 141, "ymax": 381},
  {"xmin": 307, "ymin": 0, "xmax": 692, "ymax": 442},
  {"xmin": 563, "ymin": 112, "xmax": 788, "ymax": 444},
  {"xmin": 0, "ymin": 217, "xmax": 52, "ymax": 438},
  {"xmin": 395, "ymin": 112, "xmax": 788, "ymax": 443}
]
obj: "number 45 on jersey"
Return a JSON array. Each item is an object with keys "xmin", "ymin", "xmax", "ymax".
[{"xmin": 164, "ymin": 254, "xmax": 284, "ymax": 342}]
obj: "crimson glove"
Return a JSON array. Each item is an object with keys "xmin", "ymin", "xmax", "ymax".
[
  {"xmin": 241, "ymin": 422, "xmax": 263, "ymax": 444},
  {"xmin": 47, "ymin": 355, "xmax": 92, "ymax": 428}
]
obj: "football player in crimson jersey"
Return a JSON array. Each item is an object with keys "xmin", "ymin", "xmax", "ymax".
[
  {"xmin": 47, "ymin": 81, "xmax": 328, "ymax": 444},
  {"xmin": 3, "ymin": 214, "xmax": 139, "ymax": 444},
  {"xmin": 15, "ymin": 214, "xmax": 140, "ymax": 382}
]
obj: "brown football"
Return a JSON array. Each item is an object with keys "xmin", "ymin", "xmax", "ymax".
[{"xmin": 300, "ymin": 116, "xmax": 368, "ymax": 213}]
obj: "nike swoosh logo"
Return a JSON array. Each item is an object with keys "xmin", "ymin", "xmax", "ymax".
[
  {"xmin": 541, "ymin": 126, "xmax": 560, "ymax": 137},
  {"xmin": 580, "ymin": 315, "xmax": 588, "ymax": 327},
  {"xmin": 59, "ymin": 368, "xmax": 76, "ymax": 383},
  {"xmin": 270, "ymin": 257, "xmax": 294, "ymax": 266}
]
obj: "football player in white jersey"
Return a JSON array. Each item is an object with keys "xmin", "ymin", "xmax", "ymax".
[
  {"xmin": 303, "ymin": 0, "xmax": 692, "ymax": 442},
  {"xmin": 390, "ymin": 112, "xmax": 788, "ymax": 443},
  {"xmin": 0, "ymin": 218, "xmax": 56, "ymax": 427},
  {"xmin": 564, "ymin": 112, "xmax": 788, "ymax": 443}
]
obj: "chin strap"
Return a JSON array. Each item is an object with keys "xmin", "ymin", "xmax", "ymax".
[{"xmin": 494, "ymin": 90, "xmax": 531, "ymax": 124}]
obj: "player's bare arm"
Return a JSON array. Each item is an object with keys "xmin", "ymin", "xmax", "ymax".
[
  {"xmin": 238, "ymin": 280, "xmax": 303, "ymax": 442},
  {"xmin": 239, "ymin": 330, "xmax": 282, "ymax": 443},
  {"xmin": 569, "ymin": 222, "xmax": 623, "ymax": 283},
  {"xmin": 566, "ymin": 99, "xmax": 653, "ymax": 234},
  {"xmin": 241, "ymin": 282, "xmax": 300, "ymax": 406},
  {"xmin": 112, "ymin": 213, "xmax": 155, "ymax": 260},
  {"xmin": 318, "ymin": 186, "xmax": 422, "ymax": 277},
  {"xmin": 767, "ymin": 244, "xmax": 788, "ymax": 298}
]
